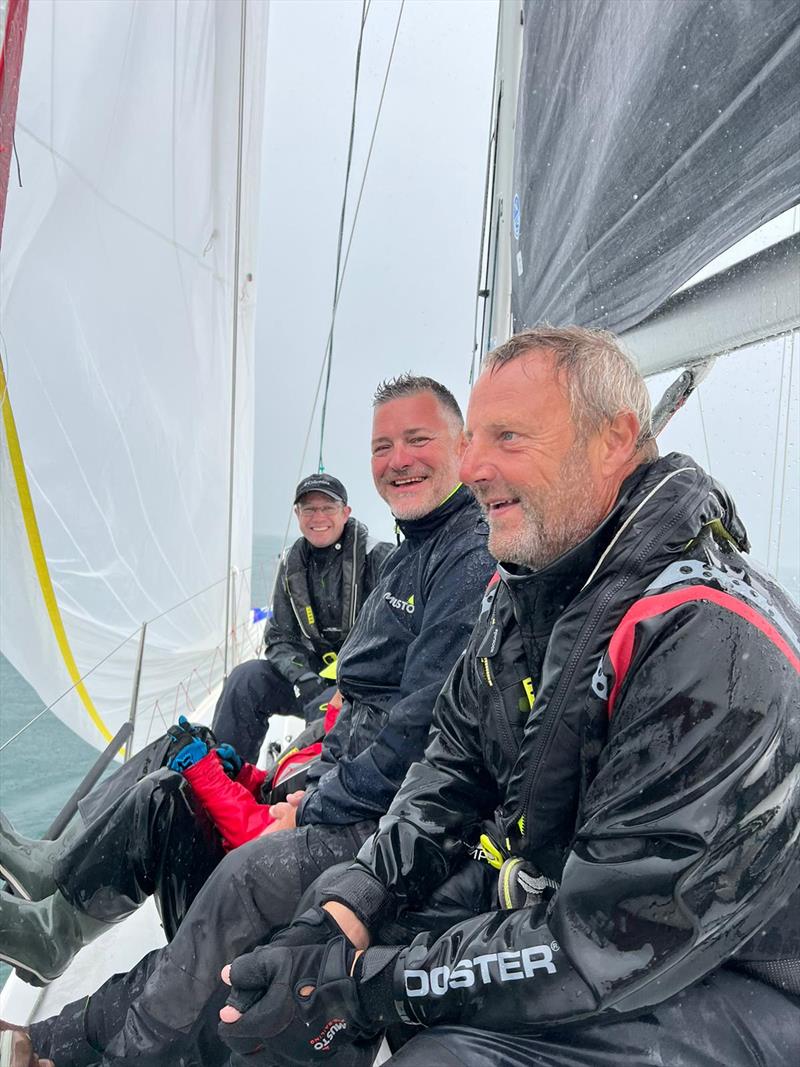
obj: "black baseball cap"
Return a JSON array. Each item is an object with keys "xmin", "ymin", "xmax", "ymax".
[{"xmin": 294, "ymin": 473, "xmax": 348, "ymax": 506}]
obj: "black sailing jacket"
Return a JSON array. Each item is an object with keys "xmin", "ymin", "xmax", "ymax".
[
  {"xmin": 333, "ymin": 455, "xmax": 800, "ymax": 1030},
  {"xmin": 263, "ymin": 519, "xmax": 392, "ymax": 686},
  {"xmin": 296, "ymin": 486, "xmax": 495, "ymax": 827}
]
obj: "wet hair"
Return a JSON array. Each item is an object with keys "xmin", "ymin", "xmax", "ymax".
[
  {"xmin": 484, "ymin": 325, "xmax": 655, "ymax": 454},
  {"xmin": 373, "ymin": 374, "xmax": 464, "ymax": 427}
]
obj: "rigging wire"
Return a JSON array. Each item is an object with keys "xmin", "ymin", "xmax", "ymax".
[
  {"xmin": 696, "ymin": 385, "xmax": 713, "ymax": 474},
  {"xmin": 280, "ymin": 0, "xmax": 406, "ymax": 554},
  {"xmin": 774, "ymin": 330, "xmax": 797, "ymax": 573},
  {"xmin": 222, "ymin": 0, "xmax": 249, "ymax": 680},
  {"xmin": 767, "ymin": 332, "xmax": 790, "ymax": 572},
  {"xmin": 317, "ymin": 0, "xmax": 369, "ymax": 473}
]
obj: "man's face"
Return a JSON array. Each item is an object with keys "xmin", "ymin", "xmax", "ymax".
[
  {"xmin": 461, "ymin": 350, "xmax": 614, "ymax": 569},
  {"xmin": 371, "ymin": 392, "xmax": 463, "ymax": 520},
  {"xmin": 295, "ymin": 492, "xmax": 351, "ymax": 548}
]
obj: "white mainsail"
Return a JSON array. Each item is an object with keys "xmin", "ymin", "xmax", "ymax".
[{"xmin": 0, "ymin": 0, "xmax": 269, "ymax": 753}]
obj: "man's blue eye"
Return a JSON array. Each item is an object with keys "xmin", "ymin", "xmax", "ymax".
[{"xmin": 500, "ymin": 431, "xmax": 515, "ymax": 441}]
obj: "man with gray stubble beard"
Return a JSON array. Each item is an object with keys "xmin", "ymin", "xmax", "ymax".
[{"xmin": 218, "ymin": 326, "xmax": 800, "ymax": 1067}]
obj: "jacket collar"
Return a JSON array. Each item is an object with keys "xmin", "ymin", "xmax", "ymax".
[
  {"xmin": 395, "ymin": 483, "xmax": 475, "ymax": 545},
  {"xmin": 496, "ymin": 453, "xmax": 748, "ymax": 636}
]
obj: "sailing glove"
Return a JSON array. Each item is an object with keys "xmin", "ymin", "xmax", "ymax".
[
  {"xmin": 220, "ymin": 937, "xmax": 401, "ymax": 1063},
  {"xmin": 215, "ymin": 743, "xmax": 243, "ymax": 778},
  {"xmin": 168, "ymin": 735, "xmax": 209, "ymax": 773},
  {"xmin": 293, "ymin": 673, "xmax": 327, "ymax": 705},
  {"xmin": 166, "ymin": 715, "xmax": 217, "ymax": 754}
]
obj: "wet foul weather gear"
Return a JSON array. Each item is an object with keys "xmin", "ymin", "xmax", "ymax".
[
  {"xmin": 298, "ymin": 485, "xmax": 495, "ymax": 827},
  {"xmin": 213, "ymin": 519, "xmax": 392, "ymax": 761},
  {"xmin": 28, "ymin": 486, "xmax": 493, "ymax": 1066},
  {"xmin": 321, "ymin": 454, "xmax": 800, "ymax": 1053}
]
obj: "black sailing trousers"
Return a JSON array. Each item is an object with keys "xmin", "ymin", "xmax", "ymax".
[
  {"xmin": 211, "ymin": 659, "xmax": 334, "ymax": 763},
  {"xmin": 55, "ymin": 767, "xmax": 226, "ymax": 939},
  {"xmin": 31, "ymin": 817, "xmax": 377, "ymax": 1067}
]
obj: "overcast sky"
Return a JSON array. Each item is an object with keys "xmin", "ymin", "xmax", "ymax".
[
  {"xmin": 253, "ymin": 0, "xmax": 497, "ymax": 541},
  {"xmin": 251, "ymin": 0, "xmax": 798, "ymax": 596}
]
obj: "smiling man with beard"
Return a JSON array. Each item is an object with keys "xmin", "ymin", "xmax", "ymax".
[
  {"xmin": 218, "ymin": 327, "xmax": 800, "ymax": 1067},
  {"xmin": 16, "ymin": 374, "xmax": 494, "ymax": 1067}
]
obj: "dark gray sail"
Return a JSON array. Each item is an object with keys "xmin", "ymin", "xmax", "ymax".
[{"xmin": 511, "ymin": 0, "xmax": 800, "ymax": 334}]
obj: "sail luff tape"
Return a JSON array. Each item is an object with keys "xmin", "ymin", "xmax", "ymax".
[{"xmin": 0, "ymin": 357, "xmax": 113, "ymax": 742}]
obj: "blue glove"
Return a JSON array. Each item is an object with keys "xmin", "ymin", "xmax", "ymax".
[
  {"xmin": 216, "ymin": 743, "xmax": 243, "ymax": 778},
  {"xmin": 168, "ymin": 735, "xmax": 209, "ymax": 773}
]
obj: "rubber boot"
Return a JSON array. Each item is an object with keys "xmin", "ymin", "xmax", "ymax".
[
  {"xmin": 0, "ymin": 887, "xmax": 115, "ymax": 986},
  {"xmin": 0, "ymin": 812, "xmax": 81, "ymax": 902}
]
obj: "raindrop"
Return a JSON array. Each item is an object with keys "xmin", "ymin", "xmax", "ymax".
[{"xmin": 632, "ymin": 194, "xmax": 639, "ymax": 201}]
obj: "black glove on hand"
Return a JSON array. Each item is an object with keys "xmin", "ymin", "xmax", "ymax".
[
  {"xmin": 293, "ymin": 673, "xmax": 326, "ymax": 705},
  {"xmin": 268, "ymin": 906, "xmax": 351, "ymax": 951},
  {"xmin": 166, "ymin": 715, "xmax": 217, "ymax": 761},
  {"xmin": 220, "ymin": 938, "xmax": 401, "ymax": 1064}
]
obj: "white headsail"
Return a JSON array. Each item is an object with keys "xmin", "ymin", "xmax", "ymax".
[{"xmin": 0, "ymin": 0, "xmax": 269, "ymax": 752}]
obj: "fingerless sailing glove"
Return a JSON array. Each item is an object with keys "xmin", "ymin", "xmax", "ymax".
[{"xmin": 220, "ymin": 937, "xmax": 401, "ymax": 1063}]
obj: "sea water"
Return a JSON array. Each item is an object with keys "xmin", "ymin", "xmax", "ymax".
[{"xmin": 0, "ymin": 534, "xmax": 283, "ymax": 985}]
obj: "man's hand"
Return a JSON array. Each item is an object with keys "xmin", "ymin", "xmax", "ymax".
[
  {"xmin": 322, "ymin": 902, "xmax": 370, "ymax": 951},
  {"xmin": 218, "ymin": 939, "xmax": 371, "ymax": 1062},
  {"xmin": 262, "ymin": 790, "xmax": 305, "ymax": 835},
  {"xmin": 293, "ymin": 673, "xmax": 326, "ymax": 705}
]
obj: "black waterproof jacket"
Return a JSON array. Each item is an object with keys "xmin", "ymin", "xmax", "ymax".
[
  {"xmin": 329, "ymin": 455, "xmax": 800, "ymax": 1031},
  {"xmin": 263, "ymin": 519, "xmax": 392, "ymax": 686},
  {"xmin": 296, "ymin": 486, "xmax": 495, "ymax": 827}
]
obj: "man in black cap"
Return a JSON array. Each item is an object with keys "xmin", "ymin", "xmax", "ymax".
[{"xmin": 212, "ymin": 473, "xmax": 393, "ymax": 762}]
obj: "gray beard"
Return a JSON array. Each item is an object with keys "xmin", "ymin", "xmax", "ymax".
[{"xmin": 485, "ymin": 448, "xmax": 603, "ymax": 571}]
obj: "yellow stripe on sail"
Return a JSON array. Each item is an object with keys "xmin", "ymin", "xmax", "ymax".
[{"xmin": 0, "ymin": 357, "xmax": 112, "ymax": 742}]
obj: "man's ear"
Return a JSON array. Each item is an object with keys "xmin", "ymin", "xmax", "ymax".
[
  {"xmin": 342, "ymin": 505, "xmax": 352, "ymax": 521},
  {"xmin": 600, "ymin": 411, "xmax": 640, "ymax": 475}
]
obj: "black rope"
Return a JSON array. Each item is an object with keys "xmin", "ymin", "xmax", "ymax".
[
  {"xmin": 12, "ymin": 132, "xmax": 22, "ymax": 187},
  {"xmin": 317, "ymin": 0, "xmax": 369, "ymax": 473}
]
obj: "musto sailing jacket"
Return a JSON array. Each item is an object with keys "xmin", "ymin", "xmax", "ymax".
[
  {"xmin": 296, "ymin": 485, "xmax": 495, "ymax": 827},
  {"xmin": 328, "ymin": 454, "xmax": 800, "ymax": 1030},
  {"xmin": 264, "ymin": 518, "xmax": 393, "ymax": 685}
]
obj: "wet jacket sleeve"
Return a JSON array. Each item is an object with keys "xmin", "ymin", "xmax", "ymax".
[
  {"xmin": 263, "ymin": 557, "xmax": 316, "ymax": 685},
  {"xmin": 356, "ymin": 601, "xmax": 800, "ymax": 1030},
  {"xmin": 296, "ymin": 540, "xmax": 493, "ymax": 827},
  {"xmin": 323, "ymin": 652, "xmax": 497, "ymax": 922},
  {"xmin": 183, "ymin": 752, "xmax": 274, "ymax": 849}
]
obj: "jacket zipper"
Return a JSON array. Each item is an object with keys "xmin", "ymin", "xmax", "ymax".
[
  {"xmin": 510, "ymin": 486, "xmax": 705, "ymax": 837},
  {"xmin": 482, "ymin": 616, "xmax": 518, "ymax": 761}
]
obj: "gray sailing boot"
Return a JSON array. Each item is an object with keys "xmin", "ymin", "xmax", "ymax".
[
  {"xmin": 0, "ymin": 887, "xmax": 113, "ymax": 986},
  {"xmin": 0, "ymin": 812, "xmax": 81, "ymax": 902}
]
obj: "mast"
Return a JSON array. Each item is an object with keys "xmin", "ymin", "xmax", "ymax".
[
  {"xmin": 223, "ymin": 0, "xmax": 249, "ymax": 679},
  {"xmin": 476, "ymin": 0, "xmax": 523, "ymax": 362}
]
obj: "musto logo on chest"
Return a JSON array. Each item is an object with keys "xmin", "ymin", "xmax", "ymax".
[
  {"xmin": 384, "ymin": 591, "xmax": 415, "ymax": 614},
  {"xmin": 404, "ymin": 945, "xmax": 556, "ymax": 997}
]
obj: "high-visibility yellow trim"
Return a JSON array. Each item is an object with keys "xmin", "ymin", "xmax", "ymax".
[
  {"xmin": 439, "ymin": 483, "xmax": 463, "ymax": 505},
  {"xmin": 0, "ymin": 357, "xmax": 112, "ymax": 742},
  {"xmin": 501, "ymin": 857, "xmax": 523, "ymax": 909},
  {"xmin": 521, "ymin": 677, "xmax": 535, "ymax": 709},
  {"xmin": 319, "ymin": 652, "xmax": 337, "ymax": 681},
  {"xmin": 305, "ymin": 605, "xmax": 315, "ymax": 626},
  {"xmin": 479, "ymin": 832, "xmax": 505, "ymax": 870}
]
